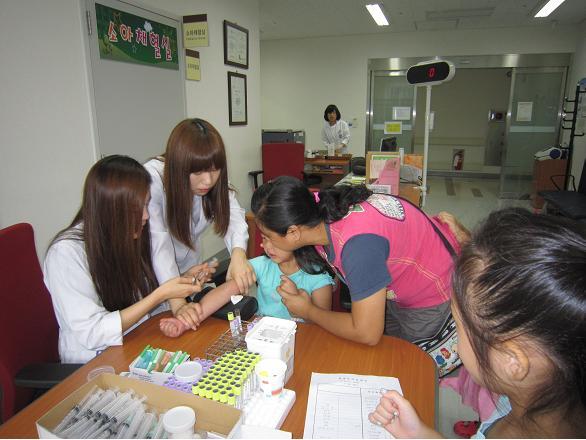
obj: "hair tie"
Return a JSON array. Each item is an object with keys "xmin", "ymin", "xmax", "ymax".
[{"xmin": 312, "ymin": 191, "xmax": 320, "ymax": 203}]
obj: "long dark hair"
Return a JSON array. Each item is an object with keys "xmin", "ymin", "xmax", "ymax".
[
  {"xmin": 251, "ymin": 176, "xmax": 371, "ymax": 274},
  {"xmin": 51, "ymin": 155, "xmax": 158, "ymax": 311},
  {"xmin": 162, "ymin": 118, "xmax": 230, "ymax": 249},
  {"xmin": 453, "ymin": 208, "xmax": 586, "ymax": 424}
]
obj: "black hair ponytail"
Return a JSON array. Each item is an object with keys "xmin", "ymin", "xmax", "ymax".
[
  {"xmin": 251, "ymin": 176, "xmax": 372, "ymax": 235},
  {"xmin": 317, "ymin": 184, "xmax": 372, "ymax": 223}
]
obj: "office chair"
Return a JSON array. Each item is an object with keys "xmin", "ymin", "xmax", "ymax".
[
  {"xmin": 380, "ymin": 137, "xmax": 398, "ymax": 152},
  {"xmin": 0, "ymin": 223, "xmax": 81, "ymax": 423},
  {"xmin": 539, "ymin": 158, "xmax": 586, "ymax": 221},
  {"xmin": 248, "ymin": 142, "xmax": 321, "ymax": 190}
]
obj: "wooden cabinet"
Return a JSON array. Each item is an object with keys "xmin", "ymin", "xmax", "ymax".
[{"xmin": 531, "ymin": 159, "xmax": 567, "ymax": 209}]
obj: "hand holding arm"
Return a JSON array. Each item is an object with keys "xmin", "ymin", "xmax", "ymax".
[
  {"xmin": 226, "ymin": 248, "xmax": 256, "ymax": 294},
  {"xmin": 173, "ymin": 279, "xmax": 241, "ymax": 330},
  {"xmin": 120, "ymin": 276, "xmax": 202, "ymax": 332}
]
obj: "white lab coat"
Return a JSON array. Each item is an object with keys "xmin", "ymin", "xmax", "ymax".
[
  {"xmin": 144, "ymin": 159, "xmax": 248, "ymax": 284},
  {"xmin": 321, "ymin": 120, "xmax": 350, "ymax": 154},
  {"xmin": 43, "ymin": 225, "xmax": 164, "ymax": 364}
]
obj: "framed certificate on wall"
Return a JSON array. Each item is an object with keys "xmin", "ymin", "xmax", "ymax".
[
  {"xmin": 228, "ymin": 72, "xmax": 247, "ymax": 125},
  {"xmin": 223, "ymin": 20, "xmax": 249, "ymax": 69}
]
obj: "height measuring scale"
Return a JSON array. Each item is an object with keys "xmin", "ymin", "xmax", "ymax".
[{"xmin": 406, "ymin": 59, "xmax": 456, "ymax": 206}]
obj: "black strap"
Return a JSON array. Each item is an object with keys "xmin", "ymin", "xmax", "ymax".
[{"xmin": 394, "ymin": 195, "xmax": 457, "ymax": 258}]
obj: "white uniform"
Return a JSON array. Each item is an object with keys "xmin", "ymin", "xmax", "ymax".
[
  {"xmin": 43, "ymin": 225, "xmax": 163, "ymax": 363},
  {"xmin": 322, "ymin": 120, "xmax": 350, "ymax": 154},
  {"xmin": 144, "ymin": 159, "xmax": 248, "ymax": 284}
]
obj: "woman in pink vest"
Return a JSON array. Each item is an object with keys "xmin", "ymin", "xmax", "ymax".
[{"xmin": 251, "ymin": 176, "xmax": 467, "ymax": 346}]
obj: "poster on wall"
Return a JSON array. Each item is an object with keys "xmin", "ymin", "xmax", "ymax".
[
  {"xmin": 183, "ymin": 14, "xmax": 208, "ymax": 47},
  {"xmin": 384, "ymin": 121, "xmax": 403, "ymax": 134},
  {"xmin": 228, "ymin": 72, "xmax": 247, "ymax": 125},
  {"xmin": 185, "ymin": 49, "xmax": 200, "ymax": 81},
  {"xmin": 95, "ymin": 3, "xmax": 179, "ymax": 70},
  {"xmin": 516, "ymin": 102, "xmax": 533, "ymax": 122}
]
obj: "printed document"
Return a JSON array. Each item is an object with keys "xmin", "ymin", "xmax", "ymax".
[{"xmin": 303, "ymin": 373, "xmax": 403, "ymax": 439}]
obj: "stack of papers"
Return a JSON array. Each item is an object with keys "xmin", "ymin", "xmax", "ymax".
[{"xmin": 303, "ymin": 373, "xmax": 403, "ymax": 439}]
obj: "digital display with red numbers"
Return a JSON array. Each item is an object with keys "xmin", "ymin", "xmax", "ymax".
[{"xmin": 407, "ymin": 61, "xmax": 453, "ymax": 85}]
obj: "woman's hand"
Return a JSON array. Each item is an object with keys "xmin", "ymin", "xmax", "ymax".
[
  {"xmin": 226, "ymin": 248, "xmax": 256, "ymax": 294},
  {"xmin": 159, "ymin": 317, "xmax": 189, "ymax": 338},
  {"xmin": 156, "ymin": 276, "xmax": 203, "ymax": 302},
  {"xmin": 174, "ymin": 302, "xmax": 204, "ymax": 331},
  {"xmin": 368, "ymin": 390, "xmax": 433, "ymax": 439},
  {"xmin": 437, "ymin": 211, "xmax": 470, "ymax": 245},
  {"xmin": 183, "ymin": 260, "xmax": 219, "ymax": 284},
  {"xmin": 277, "ymin": 275, "xmax": 312, "ymax": 319}
]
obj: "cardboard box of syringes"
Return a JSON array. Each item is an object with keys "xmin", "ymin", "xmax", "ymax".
[{"xmin": 36, "ymin": 373, "xmax": 242, "ymax": 439}]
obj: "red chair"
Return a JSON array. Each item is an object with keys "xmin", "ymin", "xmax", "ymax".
[
  {"xmin": 249, "ymin": 142, "xmax": 306, "ymax": 189},
  {"xmin": 0, "ymin": 223, "xmax": 80, "ymax": 422}
]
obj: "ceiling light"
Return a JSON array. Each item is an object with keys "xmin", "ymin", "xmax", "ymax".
[
  {"xmin": 534, "ymin": 0, "xmax": 566, "ymax": 17},
  {"xmin": 366, "ymin": 4, "xmax": 389, "ymax": 26}
]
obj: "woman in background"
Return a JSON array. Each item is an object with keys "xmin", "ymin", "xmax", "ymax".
[
  {"xmin": 144, "ymin": 118, "xmax": 255, "ymax": 330},
  {"xmin": 44, "ymin": 155, "xmax": 202, "ymax": 363},
  {"xmin": 321, "ymin": 104, "xmax": 350, "ymax": 155}
]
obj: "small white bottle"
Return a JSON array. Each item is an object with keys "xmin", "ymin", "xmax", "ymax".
[{"xmin": 163, "ymin": 406, "xmax": 196, "ymax": 439}]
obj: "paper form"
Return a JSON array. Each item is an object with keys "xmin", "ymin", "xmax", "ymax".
[{"xmin": 302, "ymin": 373, "xmax": 403, "ymax": 439}]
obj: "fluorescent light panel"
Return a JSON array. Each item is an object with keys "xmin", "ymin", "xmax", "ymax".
[
  {"xmin": 366, "ymin": 4, "xmax": 389, "ymax": 26},
  {"xmin": 534, "ymin": 0, "xmax": 566, "ymax": 17}
]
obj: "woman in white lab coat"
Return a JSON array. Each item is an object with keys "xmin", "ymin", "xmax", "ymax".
[
  {"xmin": 44, "ymin": 155, "xmax": 202, "ymax": 363},
  {"xmin": 321, "ymin": 104, "xmax": 350, "ymax": 155},
  {"xmin": 144, "ymin": 118, "xmax": 255, "ymax": 330}
]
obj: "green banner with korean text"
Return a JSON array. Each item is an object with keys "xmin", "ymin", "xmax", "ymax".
[{"xmin": 95, "ymin": 3, "xmax": 179, "ymax": 70}]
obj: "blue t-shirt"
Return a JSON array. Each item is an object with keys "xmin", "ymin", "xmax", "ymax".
[{"xmin": 249, "ymin": 255, "xmax": 335, "ymax": 320}]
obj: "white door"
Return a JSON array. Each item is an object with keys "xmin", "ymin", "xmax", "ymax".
[{"xmin": 85, "ymin": 0, "xmax": 185, "ymax": 162}]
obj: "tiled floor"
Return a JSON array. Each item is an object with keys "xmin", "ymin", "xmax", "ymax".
[
  {"xmin": 421, "ymin": 175, "xmax": 531, "ymax": 437},
  {"xmin": 423, "ymin": 175, "xmax": 532, "ymax": 231}
]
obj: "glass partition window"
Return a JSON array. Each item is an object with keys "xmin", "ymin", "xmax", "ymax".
[{"xmin": 369, "ymin": 73, "xmax": 416, "ymax": 153}]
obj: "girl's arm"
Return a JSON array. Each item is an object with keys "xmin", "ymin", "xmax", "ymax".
[
  {"xmin": 161, "ymin": 279, "xmax": 242, "ymax": 337},
  {"xmin": 174, "ymin": 279, "xmax": 242, "ymax": 329},
  {"xmin": 310, "ymin": 284, "xmax": 333, "ymax": 311}
]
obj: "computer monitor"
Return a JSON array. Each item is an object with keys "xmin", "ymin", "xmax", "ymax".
[{"xmin": 380, "ymin": 137, "xmax": 398, "ymax": 152}]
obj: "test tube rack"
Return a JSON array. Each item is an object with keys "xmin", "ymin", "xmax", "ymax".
[
  {"xmin": 191, "ymin": 350, "xmax": 261, "ymax": 409},
  {"xmin": 204, "ymin": 317, "xmax": 262, "ymax": 361}
]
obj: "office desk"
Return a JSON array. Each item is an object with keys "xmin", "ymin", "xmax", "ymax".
[
  {"xmin": 305, "ymin": 156, "xmax": 352, "ymax": 188},
  {"xmin": 0, "ymin": 315, "xmax": 437, "ymax": 439}
]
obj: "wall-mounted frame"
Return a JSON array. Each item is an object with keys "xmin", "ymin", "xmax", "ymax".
[
  {"xmin": 223, "ymin": 20, "xmax": 249, "ymax": 69},
  {"xmin": 228, "ymin": 72, "xmax": 247, "ymax": 125}
]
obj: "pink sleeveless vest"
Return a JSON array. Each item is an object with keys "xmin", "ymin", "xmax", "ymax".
[{"xmin": 316, "ymin": 194, "xmax": 459, "ymax": 308}]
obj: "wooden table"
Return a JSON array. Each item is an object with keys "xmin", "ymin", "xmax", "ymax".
[{"xmin": 0, "ymin": 314, "xmax": 437, "ymax": 439}]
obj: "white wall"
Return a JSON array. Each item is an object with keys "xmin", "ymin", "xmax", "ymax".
[
  {"xmin": 261, "ymin": 26, "xmax": 581, "ymax": 159},
  {"xmin": 0, "ymin": 0, "xmax": 261, "ymax": 260},
  {"xmin": 0, "ymin": 0, "xmax": 97, "ymax": 256},
  {"xmin": 127, "ymin": 0, "xmax": 261, "ymax": 258},
  {"xmin": 563, "ymin": 22, "xmax": 586, "ymax": 186}
]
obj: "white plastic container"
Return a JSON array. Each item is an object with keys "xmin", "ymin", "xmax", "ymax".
[
  {"xmin": 245, "ymin": 317, "xmax": 296, "ymax": 383},
  {"xmin": 163, "ymin": 406, "xmax": 196, "ymax": 439},
  {"xmin": 174, "ymin": 361, "xmax": 203, "ymax": 383},
  {"xmin": 254, "ymin": 359, "xmax": 287, "ymax": 397}
]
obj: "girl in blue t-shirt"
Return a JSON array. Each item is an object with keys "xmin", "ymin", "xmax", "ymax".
[
  {"xmin": 369, "ymin": 208, "xmax": 586, "ymax": 438},
  {"xmin": 160, "ymin": 234, "xmax": 334, "ymax": 336}
]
